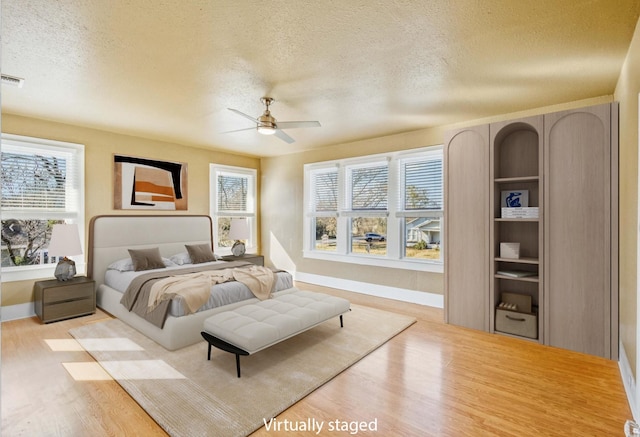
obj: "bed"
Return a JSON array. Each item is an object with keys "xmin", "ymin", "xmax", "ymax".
[{"xmin": 88, "ymin": 215, "xmax": 295, "ymax": 350}]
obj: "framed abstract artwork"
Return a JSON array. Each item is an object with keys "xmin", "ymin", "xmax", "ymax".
[
  {"xmin": 500, "ymin": 189, "xmax": 529, "ymax": 208},
  {"xmin": 114, "ymin": 155, "xmax": 188, "ymax": 210}
]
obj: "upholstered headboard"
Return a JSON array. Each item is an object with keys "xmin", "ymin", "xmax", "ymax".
[{"xmin": 88, "ymin": 215, "xmax": 214, "ymax": 286}]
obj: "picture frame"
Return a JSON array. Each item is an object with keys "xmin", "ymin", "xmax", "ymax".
[
  {"xmin": 113, "ymin": 154, "xmax": 188, "ymax": 210},
  {"xmin": 501, "ymin": 190, "xmax": 529, "ymax": 208}
]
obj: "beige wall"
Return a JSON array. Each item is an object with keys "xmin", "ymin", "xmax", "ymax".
[
  {"xmin": 260, "ymin": 95, "xmax": 613, "ymax": 299},
  {"xmin": 1, "ymin": 114, "xmax": 260, "ymax": 307},
  {"xmin": 615, "ymin": 17, "xmax": 640, "ymax": 377}
]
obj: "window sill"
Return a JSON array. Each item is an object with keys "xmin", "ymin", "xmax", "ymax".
[
  {"xmin": 2, "ymin": 263, "xmax": 86, "ymax": 283},
  {"xmin": 302, "ymin": 250, "xmax": 443, "ymax": 273}
]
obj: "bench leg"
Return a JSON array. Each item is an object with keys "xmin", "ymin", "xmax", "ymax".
[
  {"xmin": 340, "ymin": 308, "xmax": 352, "ymax": 327},
  {"xmin": 201, "ymin": 331, "xmax": 250, "ymax": 377}
]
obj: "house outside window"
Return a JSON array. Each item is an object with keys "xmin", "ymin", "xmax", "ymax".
[
  {"xmin": 1, "ymin": 134, "xmax": 85, "ymax": 282},
  {"xmin": 399, "ymin": 153, "xmax": 443, "ymax": 260},
  {"xmin": 209, "ymin": 164, "xmax": 257, "ymax": 255},
  {"xmin": 303, "ymin": 145, "xmax": 443, "ymax": 272}
]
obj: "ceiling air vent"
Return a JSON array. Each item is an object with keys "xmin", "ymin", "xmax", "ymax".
[{"xmin": 1, "ymin": 74, "xmax": 25, "ymax": 88}]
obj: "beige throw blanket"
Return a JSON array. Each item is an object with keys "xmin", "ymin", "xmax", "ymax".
[{"xmin": 148, "ymin": 265, "xmax": 275, "ymax": 314}]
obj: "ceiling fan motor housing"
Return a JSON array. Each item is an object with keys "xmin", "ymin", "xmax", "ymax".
[{"xmin": 258, "ymin": 112, "xmax": 277, "ymax": 130}]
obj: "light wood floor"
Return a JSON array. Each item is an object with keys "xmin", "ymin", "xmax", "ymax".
[{"xmin": 2, "ymin": 282, "xmax": 632, "ymax": 436}]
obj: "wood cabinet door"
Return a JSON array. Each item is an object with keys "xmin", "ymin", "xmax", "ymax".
[
  {"xmin": 444, "ymin": 125, "xmax": 490, "ymax": 331},
  {"xmin": 544, "ymin": 103, "xmax": 612, "ymax": 358}
]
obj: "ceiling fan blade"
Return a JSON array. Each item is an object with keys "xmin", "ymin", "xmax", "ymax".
[
  {"xmin": 275, "ymin": 121, "xmax": 321, "ymax": 129},
  {"xmin": 228, "ymin": 108, "xmax": 258, "ymax": 123},
  {"xmin": 220, "ymin": 127, "xmax": 256, "ymax": 134},
  {"xmin": 274, "ymin": 129, "xmax": 295, "ymax": 144}
]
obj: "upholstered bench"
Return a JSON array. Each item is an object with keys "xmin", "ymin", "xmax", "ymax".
[{"xmin": 201, "ymin": 289, "xmax": 351, "ymax": 377}]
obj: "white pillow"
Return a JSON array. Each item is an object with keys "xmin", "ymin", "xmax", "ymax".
[
  {"xmin": 108, "ymin": 257, "xmax": 175, "ymax": 272},
  {"xmin": 162, "ymin": 257, "xmax": 177, "ymax": 267},
  {"xmin": 107, "ymin": 258, "xmax": 135, "ymax": 272},
  {"xmin": 170, "ymin": 252, "xmax": 192, "ymax": 265}
]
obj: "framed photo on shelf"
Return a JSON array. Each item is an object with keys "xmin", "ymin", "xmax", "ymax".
[{"xmin": 501, "ymin": 190, "xmax": 529, "ymax": 208}]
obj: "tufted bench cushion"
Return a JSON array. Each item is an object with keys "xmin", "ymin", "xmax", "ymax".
[{"xmin": 201, "ymin": 289, "xmax": 350, "ymax": 376}]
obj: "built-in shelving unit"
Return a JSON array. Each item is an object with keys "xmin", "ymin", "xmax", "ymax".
[
  {"xmin": 444, "ymin": 103, "xmax": 618, "ymax": 359},
  {"xmin": 489, "ymin": 117, "xmax": 543, "ymax": 342}
]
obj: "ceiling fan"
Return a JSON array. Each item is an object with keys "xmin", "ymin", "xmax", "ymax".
[{"xmin": 224, "ymin": 97, "xmax": 321, "ymax": 144}]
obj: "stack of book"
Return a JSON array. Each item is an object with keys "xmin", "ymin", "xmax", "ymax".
[{"xmin": 501, "ymin": 207, "xmax": 539, "ymax": 219}]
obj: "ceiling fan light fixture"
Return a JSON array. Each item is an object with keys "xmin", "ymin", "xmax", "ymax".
[{"xmin": 257, "ymin": 125, "xmax": 277, "ymax": 135}]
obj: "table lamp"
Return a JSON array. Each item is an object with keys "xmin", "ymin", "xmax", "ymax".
[
  {"xmin": 228, "ymin": 218, "xmax": 249, "ymax": 256},
  {"xmin": 48, "ymin": 223, "xmax": 83, "ymax": 281}
]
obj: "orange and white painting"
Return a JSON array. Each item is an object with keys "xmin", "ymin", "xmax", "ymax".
[{"xmin": 114, "ymin": 155, "xmax": 188, "ymax": 210}]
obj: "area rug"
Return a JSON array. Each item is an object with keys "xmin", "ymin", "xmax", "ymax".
[{"xmin": 68, "ymin": 304, "xmax": 415, "ymax": 437}]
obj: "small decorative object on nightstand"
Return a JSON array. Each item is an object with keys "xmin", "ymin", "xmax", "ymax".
[
  {"xmin": 47, "ymin": 223, "xmax": 83, "ymax": 281},
  {"xmin": 34, "ymin": 276, "xmax": 96, "ymax": 323},
  {"xmin": 228, "ymin": 217, "xmax": 249, "ymax": 257}
]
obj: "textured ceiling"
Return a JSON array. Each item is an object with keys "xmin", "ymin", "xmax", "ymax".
[{"xmin": 2, "ymin": 1, "xmax": 639, "ymax": 157}]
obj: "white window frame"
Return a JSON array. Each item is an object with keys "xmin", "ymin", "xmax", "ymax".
[
  {"xmin": 1, "ymin": 134, "xmax": 86, "ymax": 282},
  {"xmin": 303, "ymin": 146, "xmax": 443, "ymax": 273},
  {"xmin": 209, "ymin": 164, "xmax": 257, "ymax": 255},
  {"xmin": 306, "ymin": 165, "xmax": 340, "ymax": 252}
]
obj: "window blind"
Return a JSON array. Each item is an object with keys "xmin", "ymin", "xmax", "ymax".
[
  {"xmin": 312, "ymin": 170, "xmax": 338, "ymax": 211},
  {"xmin": 1, "ymin": 145, "xmax": 78, "ymax": 214},
  {"xmin": 403, "ymin": 158, "xmax": 443, "ymax": 210},
  {"xmin": 217, "ymin": 174, "xmax": 248, "ymax": 212},
  {"xmin": 350, "ymin": 163, "xmax": 388, "ymax": 210}
]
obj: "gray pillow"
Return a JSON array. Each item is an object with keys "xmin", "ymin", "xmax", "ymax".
[
  {"xmin": 185, "ymin": 244, "xmax": 215, "ymax": 264},
  {"xmin": 109, "ymin": 256, "xmax": 174, "ymax": 272},
  {"xmin": 128, "ymin": 247, "xmax": 165, "ymax": 271}
]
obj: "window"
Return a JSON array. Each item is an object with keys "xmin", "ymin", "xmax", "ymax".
[
  {"xmin": 345, "ymin": 161, "xmax": 389, "ymax": 257},
  {"xmin": 309, "ymin": 167, "xmax": 338, "ymax": 252},
  {"xmin": 1, "ymin": 134, "xmax": 85, "ymax": 282},
  {"xmin": 398, "ymin": 151, "xmax": 443, "ymax": 261},
  {"xmin": 209, "ymin": 164, "xmax": 257, "ymax": 254},
  {"xmin": 303, "ymin": 146, "xmax": 443, "ymax": 272}
]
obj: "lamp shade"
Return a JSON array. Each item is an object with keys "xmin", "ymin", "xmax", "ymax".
[
  {"xmin": 48, "ymin": 224, "xmax": 83, "ymax": 257},
  {"xmin": 228, "ymin": 218, "xmax": 249, "ymax": 241}
]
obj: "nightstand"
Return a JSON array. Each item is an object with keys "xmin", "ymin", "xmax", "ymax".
[
  {"xmin": 221, "ymin": 254, "xmax": 264, "ymax": 266},
  {"xmin": 34, "ymin": 276, "xmax": 96, "ymax": 323}
]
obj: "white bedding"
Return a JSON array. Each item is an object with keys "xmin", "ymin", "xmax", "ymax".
[{"xmin": 104, "ymin": 261, "xmax": 294, "ymax": 317}]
